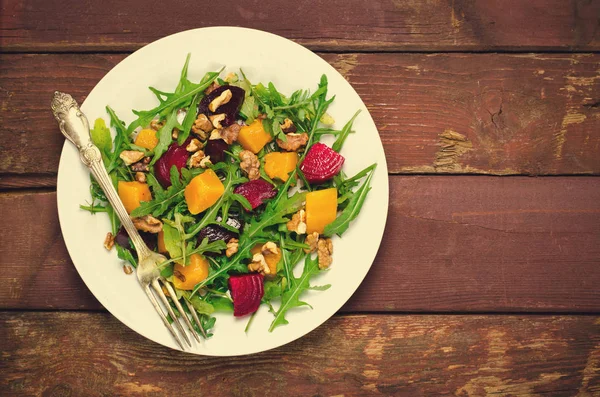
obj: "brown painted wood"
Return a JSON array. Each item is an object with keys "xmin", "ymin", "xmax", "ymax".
[
  {"xmin": 2, "ymin": 176, "xmax": 599, "ymax": 312},
  {"xmin": 1, "ymin": 312, "xmax": 599, "ymax": 395},
  {"xmin": 1, "ymin": 53, "xmax": 599, "ymax": 180},
  {"xmin": 1, "ymin": 0, "xmax": 599, "ymax": 52}
]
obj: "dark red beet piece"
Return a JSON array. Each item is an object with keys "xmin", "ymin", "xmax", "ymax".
[
  {"xmin": 114, "ymin": 226, "xmax": 157, "ymax": 253},
  {"xmin": 197, "ymin": 225, "xmax": 238, "ymax": 246},
  {"xmin": 300, "ymin": 142, "xmax": 345, "ymax": 183},
  {"xmin": 154, "ymin": 138, "xmax": 192, "ymax": 188},
  {"xmin": 233, "ymin": 179, "xmax": 277, "ymax": 210},
  {"xmin": 198, "ymin": 85, "xmax": 245, "ymax": 127},
  {"xmin": 228, "ymin": 273, "xmax": 264, "ymax": 317},
  {"xmin": 204, "ymin": 139, "xmax": 229, "ymax": 164}
]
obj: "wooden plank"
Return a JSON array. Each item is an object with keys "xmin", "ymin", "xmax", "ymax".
[
  {"xmin": 1, "ymin": 53, "xmax": 599, "ymax": 181},
  {"xmin": 1, "ymin": 0, "xmax": 599, "ymax": 52},
  {"xmin": 1, "ymin": 312, "xmax": 599, "ymax": 395},
  {"xmin": 2, "ymin": 176, "xmax": 599, "ymax": 312}
]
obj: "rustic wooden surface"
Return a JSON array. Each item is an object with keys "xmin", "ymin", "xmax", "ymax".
[
  {"xmin": 2, "ymin": 313, "xmax": 600, "ymax": 396},
  {"xmin": 1, "ymin": 0, "xmax": 599, "ymax": 52},
  {"xmin": 2, "ymin": 176, "xmax": 600, "ymax": 313},
  {"xmin": 1, "ymin": 53, "xmax": 599, "ymax": 179},
  {"xmin": 1, "ymin": 0, "xmax": 600, "ymax": 395}
]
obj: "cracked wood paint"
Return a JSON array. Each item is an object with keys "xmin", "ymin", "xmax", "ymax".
[
  {"xmin": 1, "ymin": 313, "xmax": 599, "ymax": 396},
  {"xmin": 1, "ymin": 53, "xmax": 599, "ymax": 179}
]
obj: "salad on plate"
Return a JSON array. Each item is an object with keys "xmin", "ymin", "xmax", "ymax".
[{"xmin": 82, "ymin": 54, "xmax": 376, "ymax": 338}]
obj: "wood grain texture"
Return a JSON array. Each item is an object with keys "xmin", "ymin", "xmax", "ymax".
[
  {"xmin": 1, "ymin": 312, "xmax": 599, "ymax": 396},
  {"xmin": 1, "ymin": 53, "xmax": 599, "ymax": 181},
  {"xmin": 2, "ymin": 176, "xmax": 599, "ymax": 312},
  {"xmin": 1, "ymin": 0, "xmax": 599, "ymax": 52}
]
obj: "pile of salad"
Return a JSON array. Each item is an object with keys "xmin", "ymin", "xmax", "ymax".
[{"xmin": 83, "ymin": 54, "xmax": 376, "ymax": 337}]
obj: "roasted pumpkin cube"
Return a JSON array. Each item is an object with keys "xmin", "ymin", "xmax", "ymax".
[
  {"xmin": 184, "ymin": 169, "xmax": 225, "ymax": 214},
  {"xmin": 172, "ymin": 254, "xmax": 209, "ymax": 290},
  {"xmin": 264, "ymin": 152, "xmax": 298, "ymax": 182},
  {"xmin": 134, "ymin": 128, "xmax": 159, "ymax": 150},
  {"xmin": 306, "ymin": 188, "xmax": 337, "ymax": 234},
  {"xmin": 238, "ymin": 120, "xmax": 272, "ymax": 154},
  {"xmin": 117, "ymin": 181, "xmax": 152, "ymax": 214}
]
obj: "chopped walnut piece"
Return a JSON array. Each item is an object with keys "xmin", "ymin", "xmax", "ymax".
[
  {"xmin": 304, "ymin": 232, "xmax": 319, "ymax": 254},
  {"xmin": 134, "ymin": 172, "xmax": 147, "ymax": 183},
  {"xmin": 189, "ymin": 150, "xmax": 206, "ymax": 168},
  {"xmin": 132, "ymin": 215, "xmax": 163, "ymax": 233},
  {"xmin": 261, "ymin": 241, "xmax": 279, "ymax": 256},
  {"xmin": 131, "ymin": 157, "xmax": 150, "ymax": 172},
  {"xmin": 248, "ymin": 253, "xmax": 270, "ymax": 275},
  {"xmin": 104, "ymin": 232, "xmax": 115, "ymax": 251},
  {"xmin": 317, "ymin": 238, "xmax": 333, "ymax": 269},
  {"xmin": 226, "ymin": 238, "xmax": 239, "ymax": 258},
  {"xmin": 209, "ymin": 129, "xmax": 222, "ymax": 140},
  {"xmin": 119, "ymin": 150, "xmax": 145, "ymax": 166},
  {"xmin": 199, "ymin": 156, "xmax": 212, "ymax": 169},
  {"xmin": 210, "ymin": 114, "xmax": 226, "ymax": 129},
  {"xmin": 220, "ymin": 123, "xmax": 241, "ymax": 144},
  {"xmin": 239, "ymin": 150, "xmax": 260, "ymax": 180},
  {"xmin": 208, "ymin": 89, "xmax": 233, "ymax": 112},
  {"xmin": 123, "ymin": 265, "xmax": 133, "ymax": 275},
  {"xmin": 287, "ymin": 209, "xmax": 307, "ymax": 234},
  {"xmin": 186, "ymin": 138, "xmax": 203, "ymax": 152},
  {"xmin": 277, "ymin": 132, "xmax": 309, "ymax": 152},
  {"xmin": 150, "ymin": 119, "xmax": 165, "ymax": 131},
  {"xmin": 191, "ymin": 114, "xmax": 213, "ymax": 139},
  {"xmin": 171, "ymin": 128, "xmax": 179, "ymax": 139},
  {"xmin": 280, "ymin": 118, "xmax": 297, "ymax": 133},
  {"xmin": 204, "ymin": 81, "xmax": 220, "ymax": 95}
]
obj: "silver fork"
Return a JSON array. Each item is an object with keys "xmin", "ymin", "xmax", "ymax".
[{"xmin": 51, "ymin": 91, "xmax": 204, "ymax": 350}]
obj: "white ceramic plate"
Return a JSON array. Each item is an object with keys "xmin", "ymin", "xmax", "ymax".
[{"xmin": 57, "ymin": 27, "xmax": 388, "ymax": 356}]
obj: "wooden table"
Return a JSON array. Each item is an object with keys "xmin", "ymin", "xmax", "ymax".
[{"xmin": 1, "ymin": 1, "xmax": 600, "ymax": 395}]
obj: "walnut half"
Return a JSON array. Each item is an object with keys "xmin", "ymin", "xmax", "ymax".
[
  {"xmin": 239, "ymin": 150, "xmax": 260, "ymax": 180},
  {"xmin": 276, "ymin": 132, "xmax": 309, "ymax": 152},
  {"xmin": 132, "ymin": 215, "xmax": 163, "ymax": 233},
  {"xmin": 287, "ymin": 209, "xmax": 307, "ymax": 234}
]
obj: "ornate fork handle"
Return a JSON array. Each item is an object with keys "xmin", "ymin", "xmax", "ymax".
[{"xmin": 51, "ymin": 91, "xmax": 151, "ymax": 258}]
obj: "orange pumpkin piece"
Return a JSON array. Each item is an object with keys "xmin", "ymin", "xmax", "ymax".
[
  {"xmin": 134, "ymin": 128, "xmax": 159, "ymax": 150},
  {"xmin": 184, "ymin": 169, "xmax": 225, "ymax": 215},
  {"xmin": 172, "ymin": 254, "xmax": 210, "ymax": 290},
  {"xmin": 117, "ymin": 181, "xmax": 152, "ymax": 214},
  {"xmin": 238, "ymin": 119, "xmax": 272, "ymax": 154},
  {"xmin": 157, "ymin": 231, "xmax": 168, "ymax": 254},
  {"xmin": 250, "ymin": 243, "xmax": 282, "ymax": 275},
  {"xmin": 264, "ymin": 152, "xmax": 298, "ymax": 182},
  {"xmin": 305, "ymin": 188, "xmax": 338, "ymax": 234}
]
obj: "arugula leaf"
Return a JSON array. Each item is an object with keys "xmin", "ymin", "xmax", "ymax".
[
  {"xmin": 105, "ymin": 106, "xmax": 131, "ymax": 173},
  {"xmin": 177, "ymin": 92, "xmax": 202, "ymax": 145},
  {"xmin": 332, "ymin": 109, "xmax": 360, "ymax": 152},
  {"xmin": 269, "ymin": 255, "xmax": 321, "ymax": 332},
  {"xmin": 239, "ymin": 95, "xmax": 258, "ymax": 123},
  {"xmin": 324, "ymin": 164, "xmax": 376, "ymax": 237},
  {"xmin": 130, "ymin": 166, "xmax": 186, "ymax": 218},
  {"xmin": 161, "ymin": 223, "xmax": 182, "ymax": 259},
  {"xmin": 90, "ymin": 118, "xmax": 112, "ymax": 164},
  {"xmin": 116, "ymin": 245, "xmax": 137, "ymax": 268}
]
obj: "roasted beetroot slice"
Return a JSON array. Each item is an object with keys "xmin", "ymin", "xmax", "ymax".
[
  {"xmin": 228, "ymin": 273, "xmax": 264, "ymax": 317},
  {"xmin": 233, "ymin": 179, "xmax": 277, "ymax": 210},
  {"xmin": 198, "ymin": 85, "xmax": 245, "ymax": 127},
  {"xmin": 154, "ymin": 138, "xmax": 192, "ymax": 188},
  {"xmin": 204, "ymin": 138, "xmax": 229, "ymax": 164},
  {"xmin": 197, "ymin": 224, "xmax": 238, "ymax": 246},
  {"xmin": 300, "ymin": 142, "xmax": 345, "ymax": 183}
]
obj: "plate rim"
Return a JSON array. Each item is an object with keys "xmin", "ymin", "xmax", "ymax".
[{"xmin": 56, "ymin": 26, "xmax": 389, "ymax": 356}]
